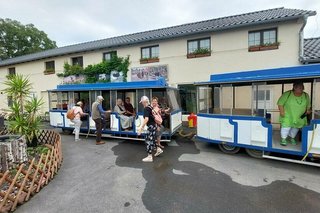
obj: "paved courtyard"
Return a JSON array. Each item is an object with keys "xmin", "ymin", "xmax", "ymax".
[{"xmin": 15, "ymin": 132, "xmax": 320, "ymax": 213}]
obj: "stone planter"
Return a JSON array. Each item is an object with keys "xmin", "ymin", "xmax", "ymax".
[{"xmin": 0, "ymin": 135, "xmax": 27, "ymax": 172}]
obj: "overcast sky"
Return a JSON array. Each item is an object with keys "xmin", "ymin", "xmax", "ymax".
[{"xmin": 0, "ymin": 0, "xmax": 319, "ymax": 47}]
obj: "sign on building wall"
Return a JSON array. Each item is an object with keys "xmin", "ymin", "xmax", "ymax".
[
  {"xmin": 63, "ymin": 75, "xmax": 86, "ymax": 84},
  {"xmin": 131, "ymin": 65, "xmax": 168, "ymax": 81}
]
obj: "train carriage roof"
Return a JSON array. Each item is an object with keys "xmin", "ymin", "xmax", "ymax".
[
  {"xmin": 196, "ymin": 64, "xmax": 320, "ymax": 85},
  {"xmin": 50, "ymin": 78, "xmax": 172, "ymax": 91}
]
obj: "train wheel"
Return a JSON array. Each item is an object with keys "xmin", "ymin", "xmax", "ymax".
[
  {"xmin": 218, "ymin": 144, "xmax": 240, "ymax": 154},
  {"xmin": 62, "ymin": 128, "xmax": 73, "ymax": 135},
  {"xmin": 245, "ymin": 148, "xmax": 265, "ymax": 159}
]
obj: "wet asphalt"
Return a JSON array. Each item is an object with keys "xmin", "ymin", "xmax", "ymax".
[{"xmin": 15, "ymin": 131, "xmax": 320, "ymax": 213}]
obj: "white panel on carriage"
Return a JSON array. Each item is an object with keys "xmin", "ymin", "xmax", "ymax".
[
  {"xmin": 209, "ymin": 118, "xmax": 221, "ymax": 141},
  {"xmin": 250, "ymin": 120, "xmax": 268, "ymax": 147},
  {"xmin": 220, "ymin": 119, "xmax": 234, "ymax": 141},
  {"xmin": 49, "ymin": 112, "xmax": 64, "ymax": 127},
  {"xmin": 235, "ymin": 120, "xmax": 251, "ymax": 145},
  {"xmin": 110, "ymin": 114, "xmax": 119, "ymax": 131},
  {"xmin": 171, "ymin": 111, "xmax": 182, "ymax": 132},
  {"xmin": 64, "ymin": 113, "xmax": 74, "ymax": 128},
  {"xmin": 135, "ymin": 115, "xmax": 148, "ymax": 133},
  {"xmin": 89, "ymin": 117, "xmax": 96, "ymax": 129},
  {"xmin": 197, "ymin": 116, "xmax": 210, "ymax": 138},
  {"xmin": 307, "ymin": 125, "xmax": 320, "ymax": 154},
  {"xmin": 235, "ymin": 120, "xmax": 268, "ymax": 147}
]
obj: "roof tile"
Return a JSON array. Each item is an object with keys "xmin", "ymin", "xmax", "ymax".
[{"xmin": 0, "ymin": 7, "xmax": 316, "ymax": 67}]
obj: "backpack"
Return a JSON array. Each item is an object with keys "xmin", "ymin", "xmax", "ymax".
[
  {"xmin": 148, "ymin": 106, "xmax": 163, "ymax": 125},
  {"xmin": 66, "ymin": 108, "xmax": 75, "ymax": 120}
]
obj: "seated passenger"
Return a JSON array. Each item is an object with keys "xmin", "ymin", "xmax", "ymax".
[
  {"xmin": 159, "ymin": 97, "xmax": 171, "ymax": 128},
  {"xmin": 124, "ymin": 97, "xmax": 135, "ymax": 116},
  {"xmin": 114, "ymin": 99, "xmax": 133, "ymax": 130}
]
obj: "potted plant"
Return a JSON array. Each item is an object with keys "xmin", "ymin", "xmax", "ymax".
[
  {"xmin": 3, "ymin": 74, "xmax": 44, "ymax": 147},
  {"xmin": 259, "ymin": 42, "xmax": 280, "ymax": 51},
  {"xmin": 248, "ymin": 45, "xmax": 261, "ymax": 52},
  {"xmin": 140, "ymin": 57, "xmax": 159, "ymax": 64},
  {"xmin": 43, "ymin": 68, "xmax": 55, "ymax": 75},
  {"xmin": 187, "ymin": 48, "xmax": 211, "ymax": 58}
]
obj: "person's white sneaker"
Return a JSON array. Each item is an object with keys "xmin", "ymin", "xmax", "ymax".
[
  {"xmin": 154, "ymin": 147, "xmax": 163, "ymax": 157},
  {"xmin": 142, "ymin": 155, "xmax": 153, "ymax": 162}
]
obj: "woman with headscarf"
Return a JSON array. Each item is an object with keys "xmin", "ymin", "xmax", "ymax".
[{"xmin": 114, "ymin": 99, "xmax": 133, "ymax": 130}]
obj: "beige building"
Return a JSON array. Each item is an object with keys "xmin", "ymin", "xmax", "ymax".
[{"xmin": 0, "ymin": 7, "xmax": 318, "ymax": 113}]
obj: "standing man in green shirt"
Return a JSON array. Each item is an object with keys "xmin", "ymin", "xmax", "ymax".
[{"xmin": 277, "ymin": 82, "xmax": 311, "ymax": 146}]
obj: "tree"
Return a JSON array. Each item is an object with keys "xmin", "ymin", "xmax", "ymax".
[{"xmin": 0, "ymin": 18, "xmax": 57, "ymax": 60}]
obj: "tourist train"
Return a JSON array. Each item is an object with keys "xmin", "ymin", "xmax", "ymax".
[
  {"xmin": 195, "ymin": 64, "xmax": 320, "ymax": 166},
  {"xmin": 49, "ymin": 64, "xmax": 320, "ymax": 166},
  {"xmin": 48, "ymin": 78, "xmax": 182, "ymax": 141}
]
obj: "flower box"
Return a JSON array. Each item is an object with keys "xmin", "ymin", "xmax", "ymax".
[
  {"xmin": 249, "ymin": 44, "xmax": 279, "ymax": 52},
  {"xmin": 259, "ymin": 45, "xmax": 279, "ymax": 51},
  {"xmin": 140, "ymin": 58, "xmax": 159, "ymax": 64},
  {"xmin": 43, "ymin": 69, "xmax": 55, "ymax": 75},
  {"xmin": 187, "ymin": 52, "xmax": 211, "ymax": 59}
]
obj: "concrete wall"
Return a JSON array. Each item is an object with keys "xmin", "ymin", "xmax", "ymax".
[{"xmin": 0, "ymin": 19, "xmax": 304, "ymax": 112}]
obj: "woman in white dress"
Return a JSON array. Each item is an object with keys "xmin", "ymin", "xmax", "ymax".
[{"xmin": 114, "ymin": 99, "xmax": 133, "ymax": 130}]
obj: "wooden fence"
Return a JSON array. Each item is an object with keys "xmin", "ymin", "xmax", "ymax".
[{"xmin": 0, "ymin": 130, "xmax": 62, "ymax": 213}]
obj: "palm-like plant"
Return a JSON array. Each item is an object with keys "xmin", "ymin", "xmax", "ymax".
[
  {"xmin": 3, "ymin": 74, "xmax": 44, "ymax": 147},
  {"xmin": 3, "ymin": 74, "xmax": 33, "ymax": 113}
]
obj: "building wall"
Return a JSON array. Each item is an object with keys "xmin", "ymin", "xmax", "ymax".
[{"xmin": 0, "ymin": 19, "xmax": 304, "ymax": 112}]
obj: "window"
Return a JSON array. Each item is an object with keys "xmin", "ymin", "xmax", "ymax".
[
  {"xmin": 141, "ymin": 45, "xmax": 159, "ymax": 59},
  {"xmin": 179, "ymin": 84, "xmax": 197, "ymax": 114},
  {"xmin": 8, "ymin": 67, "xmax": 16, "ymax": 75},
  {"xmin": 71, "ymin": 56, "xmax": 83, "ymax": 67},
  {"xmin": 44, "ymin": 61, "xmax": 55, "ymax": 75},
  {"xmin": 103, "ymin": 51, "xmax": 117, "ymax": 61},
  {"xmin": 45, "ymin": 61, "xmax": 55, "ymax": 70},
  {"xmin": 248, "ymin": 28, "xmax": 277, "ymax": 47},
  {"xmin": 254, "ymin": 90, "xmax": 271, "ymax": 101},
  {"xmin": 187, "ymin": 37, "xmax": 211, "ymax": 54}
]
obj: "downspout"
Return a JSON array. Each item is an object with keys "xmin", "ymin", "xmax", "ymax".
[{"xmin": 298, "ymin": 15, "xmax": 308, "ymax": 64}]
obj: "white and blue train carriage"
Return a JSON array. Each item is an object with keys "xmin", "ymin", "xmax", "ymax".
[
  {"xmin": 48, "ymin": 78, "xmax": 182, "ymax": 141},
  {"xmin": 196, "ymin": 64, "xmax": 320, "ymax": 166}
]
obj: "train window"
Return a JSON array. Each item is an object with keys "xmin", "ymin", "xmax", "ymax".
[
  {"xmin": 234, "ymin": 86, "xmax": 252, "ymax": 116},
  {"xmin": 124, "ymin": 91, "xmax": 136, "ymax": 110},
  {"xmin": 152, "ymin": 89, "xmax": 165, "ymax": 101},
  {"xmin": 252, "ymin": 83, "xmax": 267, "ymax": 117},
  {"xmin": 220, "ymin": 85, "xmax": 232, "ymax": 115},
  {"xmin": 313, "ymin": 79, "xmax": 320, "ymax": 119},
  {"xmin": 102, "ymin": 91, "xmax": 111, "ymax": 111},
  {"xmin": 167, "ymin": 89, "xmax": 181, "ymax": 111},
  {"xmin": 179, "ymin": 85, "xmax": 197, "ymax": 114},
  {"xmin": 137, "ymin": 89, "xmax": 152, "ymax": 113},
  {"xmin": 74, "ymin": 92, "xmax": 90, "ymax": 112},
  {"xmin": 213, "ymin": 86, "xmax": 220, "ymax": 114},
  {"xmin": 53, "ymin": 92, "xmax": 68, "ymax": 110},
  {"xmin": 110, "ymin": 90, "xmax": 117, "ymax": 112},
  {"xmin": 197, "ymin": 86, "xmax": 212, "ymax": 113},
  {"xmin": 49, "ymin": 92, "xmax": 58, "ymax": 110}
]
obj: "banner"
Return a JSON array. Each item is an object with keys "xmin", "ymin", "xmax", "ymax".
[{"xmin": 131, "ymin": 65, "xmax": 168, "ymax": 81}]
